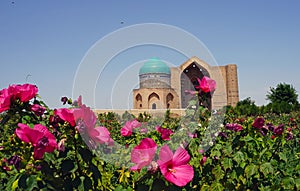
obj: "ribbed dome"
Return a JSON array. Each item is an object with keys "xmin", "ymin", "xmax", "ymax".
[{"xmin": 139, "ymin": 58, "xmax": 170, "ymax": 75}]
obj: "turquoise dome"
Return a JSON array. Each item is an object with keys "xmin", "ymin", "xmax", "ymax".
[{"xmin": 139, "ymin": 58, "xmax": 170, "ymax": 75}]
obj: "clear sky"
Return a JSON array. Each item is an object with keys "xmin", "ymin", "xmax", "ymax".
[{"xmin": 1, "ymin": 1, "xmax": 300, "ymax": 109}]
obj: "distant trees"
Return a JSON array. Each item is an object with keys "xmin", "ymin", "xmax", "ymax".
[
  {"xmin": 266, "ymin": 83, "xmax": 299, "ymax": 114},
  {"xmin": 234, "ymin": 97, "xmax": 259, "ymax": 116},
  {"xmin": 227, "ymin": 83, "xmax": 299, "ymax": 116},
  {"xmin": 267, "ymin": 83, "xmax": 298, "ymax": 105}
]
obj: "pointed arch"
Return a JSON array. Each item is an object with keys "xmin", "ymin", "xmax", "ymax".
[
  {"xmin": 166, "ymin": 93, "xmax": 174, "ymax": 102},
  {"xmin": 148, "ymin": 92, "xmax": 160, "ymax": 101},
  {"xmin": 135, "ymin": 93, "xmax": 143, "ymax": 108},
  {"xmin": 135, "ymin": 93, "xmax": 142, "ymax": 102},
  {"xmin": 148, "ymin": 92, "xmax": 160, "ymax": 109},
  {"xmin": 166, "ymin": 93, "xmax": 174, "ymax": 109}
]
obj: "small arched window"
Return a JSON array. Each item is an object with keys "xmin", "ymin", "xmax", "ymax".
[{"xmin": 152, "ymin": 103, "xmax": 156, "ymax": 109}]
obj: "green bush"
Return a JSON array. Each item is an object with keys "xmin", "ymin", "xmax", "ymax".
[{"xmin": 1, "ymin": 83, "xmax": 300, "ymax": 190}]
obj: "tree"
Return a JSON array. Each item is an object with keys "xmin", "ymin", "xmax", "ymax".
[
  {"xmin": 266, "ymin": 83, "xmax": 298, "ymax": 105},
  {"xmin": 266, "ymin": 83, "xmax": 299, "ymax": 113},
  {"xmin": 235, "ymin": 97, "xmax": 259, "ymax": 116}
]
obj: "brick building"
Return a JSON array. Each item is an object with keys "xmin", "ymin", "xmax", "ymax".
[{"xmin": 133, "ymin": 57, "xmax": 239, "ymax": 110}]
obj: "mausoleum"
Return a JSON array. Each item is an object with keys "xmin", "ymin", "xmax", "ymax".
[{"xmin": 133, "ymin": 56, "xmax": 239, "ymax": 110}]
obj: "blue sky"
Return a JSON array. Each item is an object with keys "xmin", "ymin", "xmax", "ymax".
[{"xmin": 1, "ymin": 1, "xmax": 300, "ymax": 109}]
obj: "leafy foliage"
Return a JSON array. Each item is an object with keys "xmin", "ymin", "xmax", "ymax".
[{"xmin": 1, "ymin": 83, "xmax": 300, "ymax": 190}]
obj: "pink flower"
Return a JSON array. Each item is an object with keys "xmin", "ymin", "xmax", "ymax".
[
  {"xmin": 157, "ymin": 145, "xmax": 194, "ymax": 187},
  {"xmin": 195, "ymin": 76, "xmax": 216, "ymax": 93},
  {"xmin": 0, "ymin": 88, "xmax": 11, "ymax": 113},
  {"xmin": 73, "ymin": 104, "xmax": 97, "ymax": 128},
  {"xmin": 73, "ymin": 104, "xmax": 113, "ymax": 146},
  {"xmin": 90, "ymin": 126, "xmax": 114, "ymax": 145},
  {"xmin": 156, "ymin": 126, "xmax": 173, "ymax": 140},
  {"xmin": 8, "ymin": 84, "xmax": 38, "ymax": 102},
  {"xmin": 54, "ymin": 108, "xmax": 75, "ymax": 127},
  {"xmin": 252, "ymin": 117, "xmax": 265, "ymax": 128},
  {"xmin": 120, "ymin": 119, "xmax": 142, "ymax": 137},
  {"xmin": 130, "ymin": 138, "xmax": 157, "ymax": 171},
  {"xmin": 225, "ymin": 123, "xmax": 243, "ymax": 132},
  {"xmin": 30, "ymin": 104, "xmax": 46, "ymax": 116},
  {"xmin": 15, "ymin": 123, "xmax": 57, "ymax": 160}
]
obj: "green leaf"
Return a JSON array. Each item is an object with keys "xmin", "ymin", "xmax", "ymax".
[
  {"xmin": 259, "ymin": 148, "xmax": 268, "ymax": 159},
  {"xmin": 222, "ymin": 158, "xmax": 233, "ymax": 170},
  {"xmin": 212, "ymin": 165, "xmax": 224, "ymax": 180},
  {"xmin": 211, "ymin": 181, "xmax": 224, "ymax": 191},
  {"xmin": 295, "ymin": 178, "xmax": 300, "ymax": 190},
  {"xmin": 200, "ymin": 184, "xmax": 210, "ymax": 191},
  {"xmin": 244, "ymin": 164, "xmax": 258, "ymax": 179},
  {"xmin": 26, "ymin": 175, "xmax": 38, "ymax": 191},
  {"xmin": 258, "ymin": 185, "xmax": 271, "ymax": 191},
  {"xmin": 211, "ymin": 149, "xmax": 221, "ymax": 158},
  {"xmin": 223, "ymin": 144, "xmax": 232, "ymax": 156},
  {"xmin": 239, "ymin": 175, "xmax": 247, "ymax": 184},
  {"xmin": 12, "ymin": 179, "xmax": 18, "ymax": 191},
  {"xmin": 242, "ymin": 135, "xmax": 254, "ymax": 142},
  {"xmin": 260, "ymin": 162, "xmax": 274, "ymax": 176},
  {"xmin": 233, "ymin": 151, "xmax": 245, "ymax": 164},
  {"xmin": 282, "ymin": 177, "xmax": 294, "ymax": 190},
  {"xmin": 278, "ymin": 152, "xmax": 287, "ymax": 162},
  {"xmin": 229, "ymin": 170, "xmax": 237, "ymax": 180}
]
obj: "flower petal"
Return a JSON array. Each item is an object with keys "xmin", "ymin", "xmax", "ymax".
[
  {"xmin": 15, "ymin": 123, "xmax": 42, "ymax": 144},
  {"xmin": 130, "ymin": 138, "xmax": 157, "ymax": 169},
  {"xmin": 166, "ymin": 164, "xmax": 194, "ymax": 187},
  {"xmin": 157, "ymin": 144, "xmax": 173, "ymax": 166},
  {"xmin": 93, "ymin": 126, "xmax": 112, "ymax": 144},
  {"xmin": 172, "ymin": 147, "xmax": 190, "ymax": 166}
]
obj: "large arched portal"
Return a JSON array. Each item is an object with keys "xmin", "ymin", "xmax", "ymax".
[{"xmin": 180, "ymin": 62, "xmax": 212, "ymax": 109}]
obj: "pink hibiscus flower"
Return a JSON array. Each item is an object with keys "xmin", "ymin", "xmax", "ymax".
[
  {"xmin": 73, "ymin": 104, "xmax": 113, "ymax": 146},
  {"xmin": 0, "ymin": 88, "xmax": 11, "ymax": 113},
  {"xmin": 130, "ymin": 138, "xmax": 157, "ymax": 171},
  {"xmin": 73, "ymin": 104, "xmax": 96, "ymax": 128},
  {"xmin": 120, "ymin": 119, "xmax": 142, "ymax": 137},
  {"xmin": 157, "ymin": 145, "xmax": 194, "ymax": 187},
  {"xmin": 15, "ymin": 123, "xmax": 57, "ymax": 160},
  {"xmin": 156, "ymin": 126, "xmax": 173, "ymax": 140},
  {"xmin": 195, "ymin": 76, "xmax": 216, "ymax": 93},
  {"xmin": 89, "ymin": 126, "xmax": 114, "ymax": 145},
  {"xmin": 54, "ymin": 108, "xmax": 75, "ymax": 127},
  {"xmin": 8, "ymin": 84, "xmax": 38, "ymax": 102}
]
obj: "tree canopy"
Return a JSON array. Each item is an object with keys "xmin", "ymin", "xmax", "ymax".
[{"xmin": 266, "ymin": 83, "xmax": 298, "ymax": 105}]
